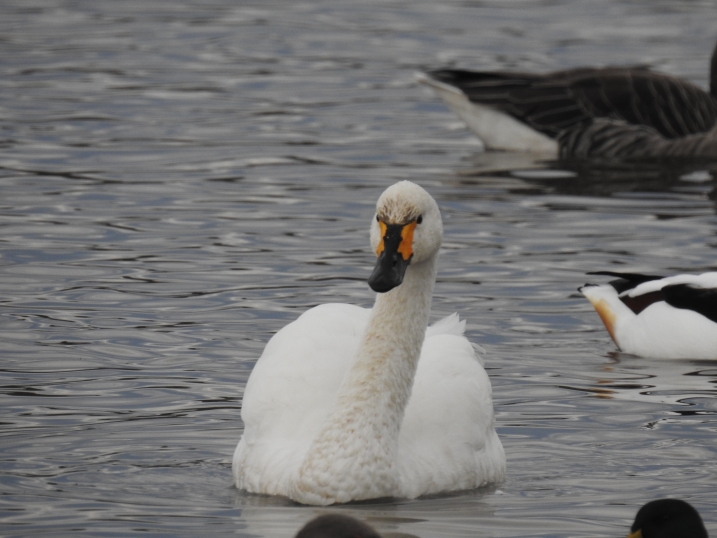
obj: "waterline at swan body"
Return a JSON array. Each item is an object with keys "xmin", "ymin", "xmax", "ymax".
[{"xmin": 233, "ymin": 181, "xmax": 505, "ymax": 505}]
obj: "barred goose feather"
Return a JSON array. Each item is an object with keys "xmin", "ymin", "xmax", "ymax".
[
  {"xmin": 580, "ymin": 271, "xmax": 717, "ymax": 359},
  {"xmin": 419, "ymin": 40, "xmax": 717, "ymax": 159}
]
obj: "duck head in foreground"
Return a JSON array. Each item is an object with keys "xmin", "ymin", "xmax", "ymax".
[
  {"xmin": 294, "ymin": 514, "xmax": 382, "ymax": 538},
  {"xmin": 629, "ymin": 499, "xmax": 708, "ymax": 538},
  {"xmin": 233, "ymin": 181, "xmax": 505, "ymax": 505},
  {"xmin": 293, "ymin": 499, "xmax": 709, "ymax": 538}
]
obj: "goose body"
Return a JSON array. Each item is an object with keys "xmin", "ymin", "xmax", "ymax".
[
  {"xmin": 233, "ymin": 181, "xmax": 505, "ymax": 505},
  {"xmin": 579, "ymin": 271, "xmax": 717, "ymax": 359},
  {"xmin": 419, "ymin": 39, "xmax": 717, "ymax": 159}
]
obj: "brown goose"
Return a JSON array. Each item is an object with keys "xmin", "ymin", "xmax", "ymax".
[{"xmin": 419, "ymin": 39, "xmax": 717, "ymax": 160}]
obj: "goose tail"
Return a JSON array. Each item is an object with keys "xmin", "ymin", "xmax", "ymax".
[{"xmin": 416, "ymin": 72, "xmax": 558, "ymax": 154}]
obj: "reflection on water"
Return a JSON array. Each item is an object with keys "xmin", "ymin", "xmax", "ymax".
[
  {"xmin": 458, "ymin": 152, "xmax": 717, "ymax": 207},
  {"xmin": 1, "ymin": 0, "xmax": 717, "ymax": 537}
]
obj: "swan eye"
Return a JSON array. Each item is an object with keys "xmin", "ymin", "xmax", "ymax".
[{"xmin": 416, "ymin": 215, "xmax": 423, "ymax": 224}]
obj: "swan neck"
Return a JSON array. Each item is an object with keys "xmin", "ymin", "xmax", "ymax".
[
  {"xmin": 290, "ymin": 254, "xmax": 438, "ymax": 505},
  {"xmin": 372, "ymin": 256, "xmax": 436, "ymax": 334}
]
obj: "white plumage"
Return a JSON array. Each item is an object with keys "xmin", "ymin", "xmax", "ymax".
[
  {"xmin": 233, "ymin": 181, "xmax": 505, "ymax": 505},
  {"xmin": 580, "ymin": 271, "xmax": 717, "ymax": 360}
]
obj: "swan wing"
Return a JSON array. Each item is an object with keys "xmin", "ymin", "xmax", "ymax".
[
  {"xmin": 425, "ymin": 312, "xmax": 465, "ymax": 337},
  {"xmin": 398, "ymin": 324, "xmax": 505, "ymax": 498},
  {"xmin": 235, "ymin": 309, "xmax": 506, "ymax": 498},
  {"xmin": 233, "ymin": 303, "xmax": 370, "ymax": 495}
]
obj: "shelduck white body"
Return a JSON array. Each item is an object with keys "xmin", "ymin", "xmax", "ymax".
[
  {"xmin": 580, "ymin": 271, "xmax": 717, "ymax": 359},
  {"xmin": 233, "ymin": 181, "xmax": 505, "ymax": 505}
]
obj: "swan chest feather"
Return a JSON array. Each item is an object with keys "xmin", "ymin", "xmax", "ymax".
[{"xmin": 233, "ymin": 303, "xmax": 369, "ymax": 496}]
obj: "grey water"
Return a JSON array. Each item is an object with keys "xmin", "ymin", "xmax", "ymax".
[{"xmin": 1, "ymin": 0, "xmax": 717, "ymax": 536}]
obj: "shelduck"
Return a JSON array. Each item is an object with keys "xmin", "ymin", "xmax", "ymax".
[{"xmin": 579, "ymin": 271, "xmax": 717, "ymax": 359}]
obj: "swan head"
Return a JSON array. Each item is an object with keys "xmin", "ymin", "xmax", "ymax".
[{"xmin": 368, "ymin": 181, "xmax": 443, "ymax": 293}]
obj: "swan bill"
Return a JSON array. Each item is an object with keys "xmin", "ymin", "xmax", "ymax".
[{"xmin": 368, "ymin": 221, "xmax": 416, "ymax": 293}]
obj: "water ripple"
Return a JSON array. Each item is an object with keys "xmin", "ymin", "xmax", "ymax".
[{"xmin": 2, "ymin": 0, "xmax": 717, "ymax": 536}]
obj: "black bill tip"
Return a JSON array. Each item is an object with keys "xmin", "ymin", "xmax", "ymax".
[{"xmin": 368, "ymin": 250, "xmax": 411, "ymax": 293}]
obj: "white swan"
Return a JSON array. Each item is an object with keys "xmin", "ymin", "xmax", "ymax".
[
  {"xmin": 233, "ymin": 181, "xmax": 505, "ymax": 505},
  {"xmin": 580, "ymin": 271, "xmax": 717, "ymax": 359}
]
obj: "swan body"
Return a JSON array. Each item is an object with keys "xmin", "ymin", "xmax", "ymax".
[
  {"xmin": 419, "ymin": 39, "xmax": 717, "ymax": 159},
  {"xmin": 233, "ymin": 181, "xmax": 505, "ymax": 505},
  {"xmin": 580, "ymin": 271, "xmax": 717, "ymax": 359}
]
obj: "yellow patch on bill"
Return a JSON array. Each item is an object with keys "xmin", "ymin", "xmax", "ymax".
[
  {"xmin": 376, "ymin": 220, "xmax": 387, "ymax": 255},
  {"xmin": 398, "ymin": 221, "xmax": 417, "ymax": 261}
]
